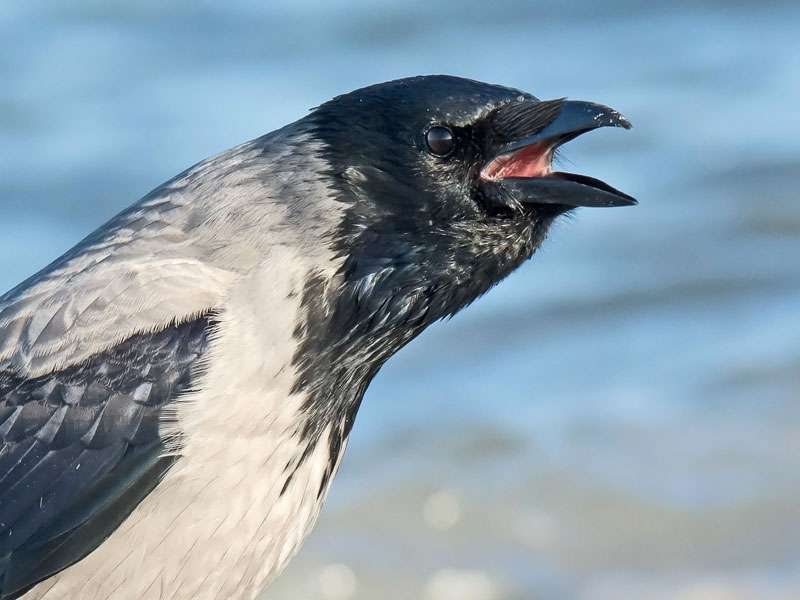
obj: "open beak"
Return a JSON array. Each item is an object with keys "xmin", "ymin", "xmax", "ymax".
[{"xmin": 480, "ymin": 100, "xmax": 637, "ymax": 208}]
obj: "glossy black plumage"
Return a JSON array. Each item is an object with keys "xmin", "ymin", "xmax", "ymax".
[{"xmin": 288, "ymin": 76, "xmax": 634, "ymax": 480}]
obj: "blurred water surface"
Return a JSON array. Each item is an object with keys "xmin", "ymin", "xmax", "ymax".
[{"xmin": 1, "ymin": 2, "xmax": 799, "ymax": 599}]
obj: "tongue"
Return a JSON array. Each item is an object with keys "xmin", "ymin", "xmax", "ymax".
[{"xmin": 480, "ymin": 142, "xmax": 552, "ymax": 181}]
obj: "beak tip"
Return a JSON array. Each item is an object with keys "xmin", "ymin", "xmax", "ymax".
[
  {"xmin": 617, "ymin": 195, "xmax": 638, "ymax": 206},
  {"xmin": 609, "ymin": 112, "xmax": 632, "ymax": 130}
]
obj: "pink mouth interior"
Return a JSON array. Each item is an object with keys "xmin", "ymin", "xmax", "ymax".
[{"xmin": 480, "ymin": 142, "xmax": 552, "ymax": 181}]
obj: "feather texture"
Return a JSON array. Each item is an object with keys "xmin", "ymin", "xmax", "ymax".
[{"xmin": 0, "ymin": 317, "xmax": 211, "ymax": 599}]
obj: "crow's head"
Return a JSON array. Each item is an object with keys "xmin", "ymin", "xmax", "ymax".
[
  {"xmin": 308, "ymin": 75, "xmax": 635, "ymax": 316},
  {"xmin": 313, "ymin": 75, "xmax": 634, "ymax": 227},
  {"xmin": 292, "ymin": 76, "xmax": 635, "ymax": 410}
]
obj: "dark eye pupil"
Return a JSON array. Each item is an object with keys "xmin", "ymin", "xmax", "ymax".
[{"xmin": 426, "ymin": 126, "xmax": 454, "ymax": 156}]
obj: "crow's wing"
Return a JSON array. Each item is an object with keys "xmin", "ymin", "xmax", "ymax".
[
  {"xmin": 0, "ymin": 316, "xmax": 212, "ymax": 599},
  {"xmin": 0, "ymin": 193, "xmax": 234, "ymax": 379}
]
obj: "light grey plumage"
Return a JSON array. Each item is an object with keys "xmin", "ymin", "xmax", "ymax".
[
  {"xmin": 0, "ymin": 76, "xmax": 635, "ymax": 599},
  {"xmin": 2, "ymin": 126, "xmax": 347, "ymax": 599},
  {"xmin": 1, "ymin": 128, "xmax": 335, "ymax": 377}
]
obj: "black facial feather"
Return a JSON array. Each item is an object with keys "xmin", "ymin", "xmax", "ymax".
[{"xmin": 289, "ymin": 76, "xmax": 563, "ymax": 465}]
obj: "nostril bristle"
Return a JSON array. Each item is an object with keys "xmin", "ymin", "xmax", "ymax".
[{"xmin": 490, "ymin": 98, "xmax": 566, "ymax": 144}]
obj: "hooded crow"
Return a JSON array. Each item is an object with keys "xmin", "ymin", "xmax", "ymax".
[{"xmin": 0, "ymin": 75, "xmax": 635, "ymax": 599}]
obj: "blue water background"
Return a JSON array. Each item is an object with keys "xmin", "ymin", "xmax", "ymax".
[{"xmin": 1, "ymin": 2, "xmax": 799, "ymax": 598}]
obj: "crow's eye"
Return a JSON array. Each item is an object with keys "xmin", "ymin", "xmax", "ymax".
[{"xmin": 425, "ymin": 126, "xmax": 454, "ymax": 157}]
